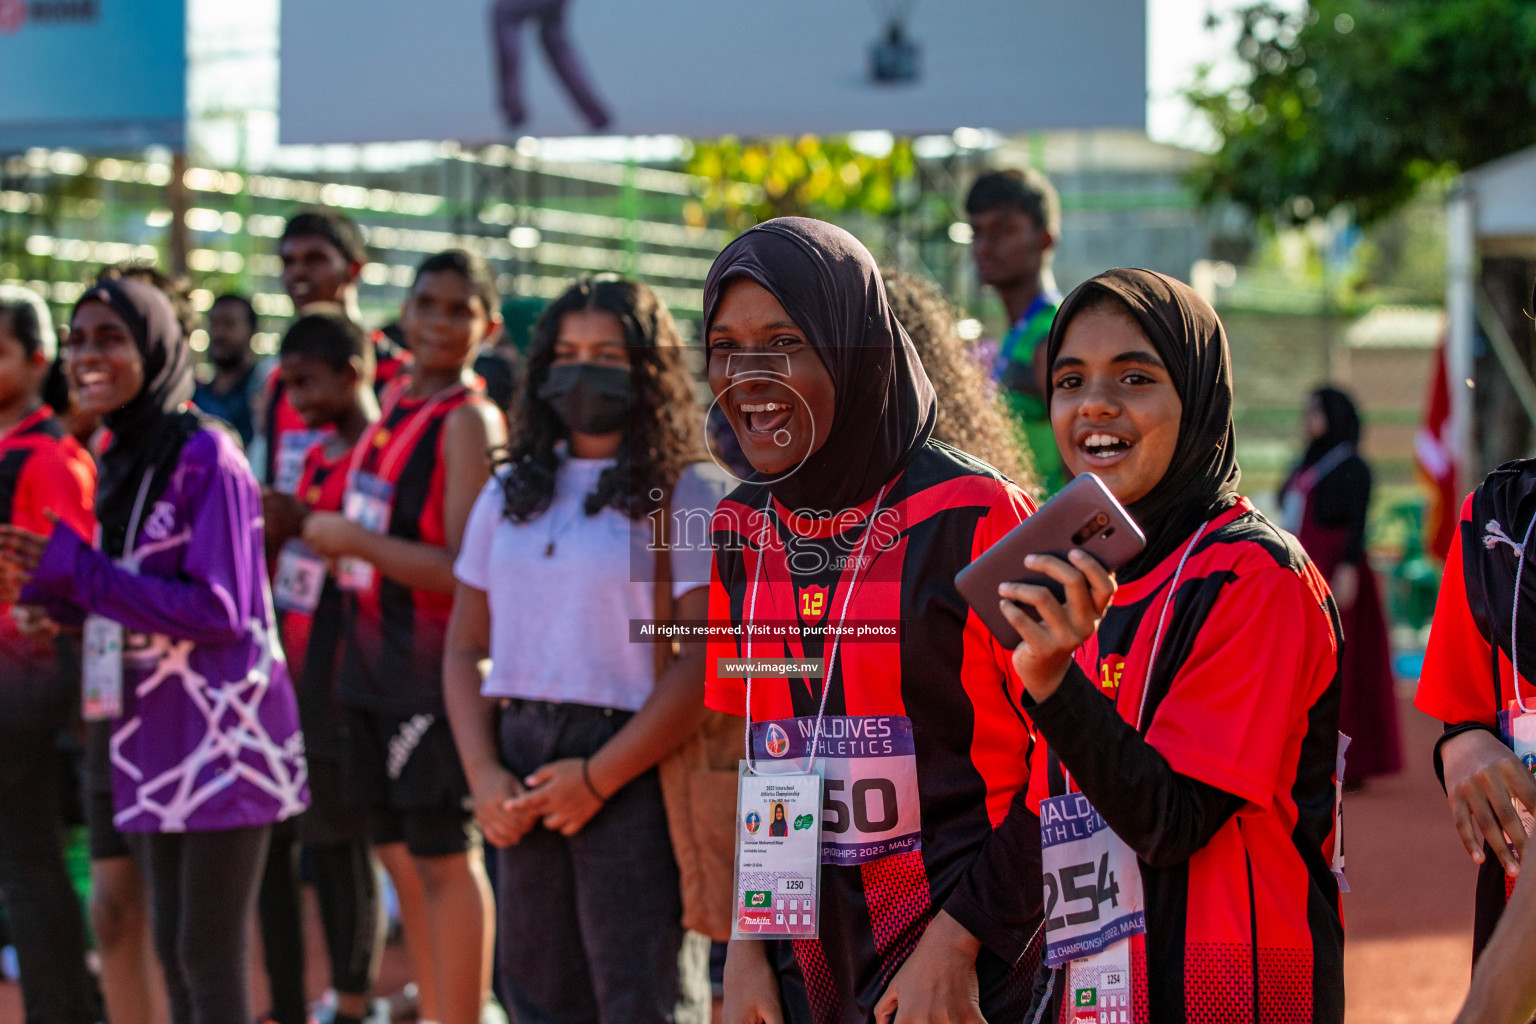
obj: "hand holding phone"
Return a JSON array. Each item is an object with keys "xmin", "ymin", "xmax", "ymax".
[{"xmin": 955, "ymin": 473, "xmax": 1145, "ymax": 648}]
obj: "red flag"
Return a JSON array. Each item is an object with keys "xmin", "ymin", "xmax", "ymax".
[{"xmin": 1415, "ymin": 337, "xmax": 1459, "ymax": 561}]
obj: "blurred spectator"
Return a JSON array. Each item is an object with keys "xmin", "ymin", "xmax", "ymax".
[
  {"xmin": 0, "ymin": 285, "xmax": 100, "ymax": 1024},
  {"xmin": 966, "ymin": 168, "xmax": 1063, "ymax": 492},
  {"xmin": 1280, "ymin": 386, "xmax": 1401, "ymax": 784},
  {"xmin": 192, "ymin": 294, "xmax": 261, "ymax": 447},
  {"xmin": 883, "ymin": 269, "xmax": 1036, "ymax": 493},
  {"xmin": 444, "ymin": 277, "xmax": 718, "ymax": 1024}
]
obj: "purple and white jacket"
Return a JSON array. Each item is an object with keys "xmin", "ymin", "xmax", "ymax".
[{"xmin": 25, "ymin": 428, "xmax": 308, "ymax": 832}]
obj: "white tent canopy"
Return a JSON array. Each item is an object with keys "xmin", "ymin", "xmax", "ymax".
[{"xmin": 1446, "ymin": 144, "xmax": 1536, "ymax": 492}]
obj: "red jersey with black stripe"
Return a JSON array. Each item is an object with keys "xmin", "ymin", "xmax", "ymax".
[
  {"xmin": 279, "ymin": 442, "xmax": 353, "ymax": 755},
  {"xmin": 0, "ymin": 408, "xmax": 97, "ymax": 721},
  {"xmin": 706, "ymin": 442, "xmax": 1043, "ymax": 1023},
  {"xmin": 1415, "ymin": 492, "xmax": 1522, "ymax": 954},
  {"xmin": 337, "ymin": 378, "xmax": 495, "ymax": 716},
  {"xmin": 1027, "ymin": 499, "xmax": 1344, "ymax": 1023},
  {"xmin": 263, "ymin": 329, "xmax": 411, "ymax": 489}
]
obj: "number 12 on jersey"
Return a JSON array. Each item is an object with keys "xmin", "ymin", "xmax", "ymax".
[{"xmin": 1040, "ymin": 791, "xmax": 1145, "ymax": 967}]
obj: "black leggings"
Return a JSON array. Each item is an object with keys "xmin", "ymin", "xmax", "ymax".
[
  {"xmin": 137, "ymin": 825, "xmax": 272, "ymax": 1024},
  {"xmin": 0, "ymin": 729, "xmax": 98, "ymax": 1024},
  {"xmin": 257, "ymin": 819, "xmax": 307, "ymax": 1024},
  {"xmin": 309, "ymin": 840, "xmax": 384, "ymax": 999}
]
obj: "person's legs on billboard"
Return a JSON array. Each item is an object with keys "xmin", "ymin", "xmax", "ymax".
[
  {"xmin": 491, "ymin": 0, "xmax": 537, "ymax": 125},
  {"xmin": 535, "ymin": 0, "xmax": 611, "ymax": 129}
]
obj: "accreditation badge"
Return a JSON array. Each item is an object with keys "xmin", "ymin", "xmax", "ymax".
[
  {"xmin": 337, "ymin": 471, "xmax": 393, "ymax": 592},
  {"xmin": 274, "ymin": 429, "xmax": 326, "ymax": 495},
  {"xmin": 1040, "ymin": 791, "xmax": 1145, "ymax": 969},
  {"xmin": 273, "ymin": 539, "xmax": 326, "ymax": 614},
  {"xmin": 732, "ymin": 761, "xmax": 822, "ymax": 940},
  {"xmin": 82, "ymin": 614, "xmax": 124, "ymax": 721},
  {"xmin": 1503, "ymin": 701, "xmax": 1536, "ymax": 837}
]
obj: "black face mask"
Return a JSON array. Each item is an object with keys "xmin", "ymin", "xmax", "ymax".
[{"xmin": 538, "ymin": 363, "xmax": 631, "ymax": 436}]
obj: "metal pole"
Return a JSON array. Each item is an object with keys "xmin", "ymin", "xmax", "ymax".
[{"xmin": 1445, "ymin": 186, "xmax": 1477, "ymax": 493}]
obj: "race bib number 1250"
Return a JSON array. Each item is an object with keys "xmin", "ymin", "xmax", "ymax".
[
  {"xmin": 750, "ymin": 715, "xmax": 921, "ymax": 866},
  {"xmin": 733, "ymin": 763, "xmax": 822, "ymax": 940}
]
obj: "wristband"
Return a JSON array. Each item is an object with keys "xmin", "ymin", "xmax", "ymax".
[
  {"xmin": 581, "ymin": 758, "xmax": 608, "ymax": 803},
  {"xmin": 1433, "ymin": 722, "xmax": 1502, "ymax": 792}
]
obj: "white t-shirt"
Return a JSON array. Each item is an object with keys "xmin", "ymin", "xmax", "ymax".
[{"xmin": 453, "ymin": 457, "xmax": 731, "ymax": 712}]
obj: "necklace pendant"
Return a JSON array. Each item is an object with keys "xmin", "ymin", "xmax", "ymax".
[{"xmin": 544, "ymin": 541, "xmax": 555, "ymax": 558}]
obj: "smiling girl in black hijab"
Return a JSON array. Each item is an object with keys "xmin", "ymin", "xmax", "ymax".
[
  {"xmin": 703, "ymin": 218, "xmax": 1043, "ymax": 1024},
  {"xmin": 995, "ymin": 269, "xmax": 1345, "ymax": 1023},
  {"xmin": 0, "ymin": 276, "xmax": 306, "ymax": 1024}
]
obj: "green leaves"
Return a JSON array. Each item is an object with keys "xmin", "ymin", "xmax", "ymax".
[
  {"xmin": 686, "ymin": 135, "xmax": 914, "ymax": 229},
  {"xmin": 1191, "ymin": 0, "xmax": 1536, "ymax": 225}
]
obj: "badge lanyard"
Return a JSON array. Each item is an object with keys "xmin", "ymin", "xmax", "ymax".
[
  {"xmin": 731, "ymin": 483, "xmax": 889, "ymax": 942},
  {"xmin": 1046, "ymin": 520, "xmax": 1209, "ymax": 1012},
  {"xmin": 742, "ymin": 482, "xmax": 890, "ymax": 775},
  {"xmin": 337, "ymin": 382, "xmax": 465, "ymax": 590},
  {"xmin": 348, "ymin": 381, "xmax": 467, "ymax": 490},
  {"xmin": 83, "ymin": 470, "xmax": 154, "ymax": 721},
  {"xmin": 1501, "ymin": 512, "xmax": 1536, "ymax": 837}
]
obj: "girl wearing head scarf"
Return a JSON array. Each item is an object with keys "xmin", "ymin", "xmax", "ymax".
[
  {"xmin": 995, "ymin": 269, "xmax": 1344, "ymax": 1022},
  {"xmin": 703, "ymin": 218, "xmax": 1042, "ymax": 1023},
  {"xmin": 1416, "ymin": 456, "xmax": 1536, "ymax": 963},
  {"xmin": 1280, "ymin": 387, "xmax": 1401, "ymax": 784},
  {"xmin": 0, "ymin": 277, "xmax": 307, "ymax": 1024}
]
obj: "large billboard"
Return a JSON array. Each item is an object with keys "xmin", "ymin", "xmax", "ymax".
[
  {"xmin": 0, "ymin": 0, "xmax": 186, "ymax": 151},
  {"xmin": 280, "ymin": 0, "xmax": 1145, "ymax": 143}
]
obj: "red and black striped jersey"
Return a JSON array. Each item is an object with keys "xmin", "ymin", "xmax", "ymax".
[
  {"xmin": 1026, "ymin": 499, "xmax": 1344, "ymax": 1023},
  {"xmin": 262, "ymin": 330, "xmax": 412, "ymax": 487},
  {"xmin": 279, "ymin": 442, "xmax": 353, "ymax": 754},
  {"xmin": 706, "ymin": 441, "xmax": 1043, "ymax": 1023},
  {"xmin": 1416, "ymin": 492, "xmax": 1522, "ymax": 954},
  {"xmin": 0, "ymin": 408, "xmax": 97, "ymax": 723},
  {"xmin": 337, "ymin": 378, "xmax": 497, "ymax": 716}
]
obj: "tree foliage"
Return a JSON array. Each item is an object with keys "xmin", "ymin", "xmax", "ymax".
[
  {"xmin": 1191, "ymin": 0, "xmax": 1536, "ymax": 225},
  {"xmin": 686, "ymin": 135, "xmax": 915, "ymax": 230}
]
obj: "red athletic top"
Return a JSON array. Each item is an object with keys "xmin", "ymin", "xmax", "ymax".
[
  {"xmin": 1026, "ymin": 499, "xmax": 1344, "ymax": 1023},
  {"xmin": 1418, "ymin": 494, "xmax": 1529, "ymax": 723},
  {"xmin": 337, "ymin": 377, "xmax": 498, "ymax": 716},
  {"xmin": 0, "ymin": 408, "xmax": 97, "ymax": 722},
  {"xmin": 263, "ymin": 330, "xmax": 411, "ymax": 490},
  {"xmin": 706, "ymin": 442, "xmax": 1043, "ymax": 1022},
  {"xmin": 1415, "ymin": 492, "xmax": 1522, "ymax": 953},
  {"xmin": 278, "ymin": 443, "xmax": 352, "ymax": 754}
]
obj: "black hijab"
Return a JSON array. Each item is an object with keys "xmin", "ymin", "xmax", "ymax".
[
  {"xmin": 75, "ymin": 278, "xmax": 201, "ymax": 558},
  {"xmin": 1465, "ymin": 460, "xmax": 1536, "ymax": 684},
  {"xmin": 1045, "ymin": 268, "xmax": 1241, "ymax": 582},
  {"xmin": 701, "ymin": 217, "xmax": 936, "ymax": 515},
  {"xmin": 1301, "ymin": 386, "xmax": 1361, "ymax": 467}
]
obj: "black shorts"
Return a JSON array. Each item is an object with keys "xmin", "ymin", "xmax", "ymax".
[
  {"xmin": 85, "ymin": 720, "xmax": 131, "ymax": 862},
  {"xmin": 344, "ymin": 707, "xmax": 475, "ymax": 858}
]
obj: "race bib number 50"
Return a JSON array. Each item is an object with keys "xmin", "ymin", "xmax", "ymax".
[{"xmin": 751, "ymin": 715, "xmax": 921, "ymax": 866}]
